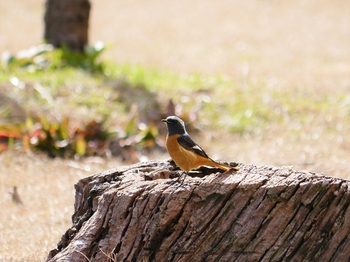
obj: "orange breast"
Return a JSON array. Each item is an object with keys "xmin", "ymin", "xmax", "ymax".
[
  {"xmin": 165, "ymin": 134, "xmax": 201, "ymax": 172},
  {"xmin": 166, "ymin": 134, "xmax": 231, "ymax": 172}
]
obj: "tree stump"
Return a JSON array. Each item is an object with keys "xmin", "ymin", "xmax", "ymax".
[
  {"xmin": 46, "ymin": 160, "xmax": 350, "ymax": 262},
  {"xmin": 44, "ymin": 0, "xmax": 91, "ymax": 52}
]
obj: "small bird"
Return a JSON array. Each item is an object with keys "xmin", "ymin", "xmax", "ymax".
[
  {"xmin": 162, "ymin": 116, "xmax": 238, "ymax": 181},
  {"xmin": 10, "ymin": 186, "xmax": 23, "ymax": 205}
]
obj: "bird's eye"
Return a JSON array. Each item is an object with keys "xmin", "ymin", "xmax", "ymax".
[{"xmin": 168, "ymin": 119, "xmax": 177, "ymax": 124}]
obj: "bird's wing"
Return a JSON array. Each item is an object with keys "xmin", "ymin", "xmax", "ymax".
[{"xmin": 177, "ymin": 134, "xmax": 210, "ymax": 159}]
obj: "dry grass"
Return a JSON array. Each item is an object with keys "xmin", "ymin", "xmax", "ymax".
[
  {"xmin": 0, "ymin": 0, "xmax": 349, "ymax": 261},
  {"xmin": 0, "ymin": 149, "xmax": 124, "ymax": 261}
]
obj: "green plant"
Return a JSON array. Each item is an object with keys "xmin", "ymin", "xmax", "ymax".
[
  {"xmin": 0, "ymin": 116, "xmax": 108, "ymax": 158},
  {"xmin": 1, "ymin": 42, "xmax": 108, "ymax": 73},
  {"xmin": 60, "ymin": 42, "xmax": 107, "ymax": 72},
  {"xmin": 0, "ymin": 113, "xmax": 163, "ymax": 159}
]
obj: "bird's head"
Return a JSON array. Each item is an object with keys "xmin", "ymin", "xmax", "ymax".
[{"xmin": 161, "ymin": 116, "xmax": 187, "ymax": 136}]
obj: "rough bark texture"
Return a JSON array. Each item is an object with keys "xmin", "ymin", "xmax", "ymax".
[
  {"xmin": 44, "ymin": 0, "xmax": 90, "ymax": 52},
  {"xmin": 46, "ymin": 160, "xmax": 350, "ymax": 262}
]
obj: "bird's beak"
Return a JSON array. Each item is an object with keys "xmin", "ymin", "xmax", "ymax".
[{"xmin": 161, "ymin": 119, "xmax": 167, "ymax": 123}]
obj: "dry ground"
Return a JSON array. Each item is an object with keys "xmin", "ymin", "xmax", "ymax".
[{"xmin": 0, "ymin": 0, "xmax": 350, "ymax": 261}]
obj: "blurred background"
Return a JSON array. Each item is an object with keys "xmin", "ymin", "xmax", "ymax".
[{"xmin": 0, "ymin": 0, "xmax": 349, "ymax": 260}]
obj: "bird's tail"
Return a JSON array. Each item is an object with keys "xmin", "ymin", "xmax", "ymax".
[{"xmin": 210, "ymin": 160, "xmax": 239, "ymax": 172}]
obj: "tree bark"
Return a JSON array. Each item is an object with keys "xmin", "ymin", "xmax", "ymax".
[
  {"xmin": 44, "ymin": 0, "xmax": 91, "ymax": 52},
  {"xmin": 46, "ymin": 160, "xmax": 350, "ymax": 262}
]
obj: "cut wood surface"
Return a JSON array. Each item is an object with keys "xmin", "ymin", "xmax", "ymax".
[{"xmin": 46, "ymin": 160, "xmax": 350, "ymax": 262}]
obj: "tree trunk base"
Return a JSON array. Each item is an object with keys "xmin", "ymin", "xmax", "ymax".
[
  {"xmin": 44, "ymin": 0, "xmax": 90, "ymax": 52},
  {"xmin": 46, "ymin": 160, "xmax": 350, "ymax": 262}
]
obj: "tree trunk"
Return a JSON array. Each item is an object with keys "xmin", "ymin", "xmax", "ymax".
[
  {"xmin": 44, "ymin": 0, "xmax": 91, "ymax": 53},
  {"xmin": 46, "ymin": 160, "xmax": 350, "ymax": 262}
]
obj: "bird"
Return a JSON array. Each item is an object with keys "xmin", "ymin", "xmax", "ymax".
[
  {"xmin": 161, "ymin": 116, "xmax": 238, "ymax": 181},
  {"xmin": 10, "ymin": 186, "xmax": 23, "ymax": 205}
]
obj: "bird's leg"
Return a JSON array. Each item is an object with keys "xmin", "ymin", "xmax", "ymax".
[
  {"xmin": 166, "ymin": 170, "xmax": 184, "ymax": 185},
  {"xmin": 177, "ymin": 171, "xmax": 188, "ymax": 185},
  {"xmin": 175, "ymin": 171, "xmax": 183, "ymax": 182}
]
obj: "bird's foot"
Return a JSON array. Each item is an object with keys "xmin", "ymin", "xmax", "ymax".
[
  {"xmin": 166, "ymin": 171, "xmax": 188, "ymax": 186},
  {"xmin": 176, "ymin": 171, "xmax": 188, "ymax": 186}
]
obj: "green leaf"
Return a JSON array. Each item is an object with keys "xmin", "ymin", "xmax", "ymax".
[{"xmin": 75, "ymin": 134, "xmax": 87, "ymax": 156}]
